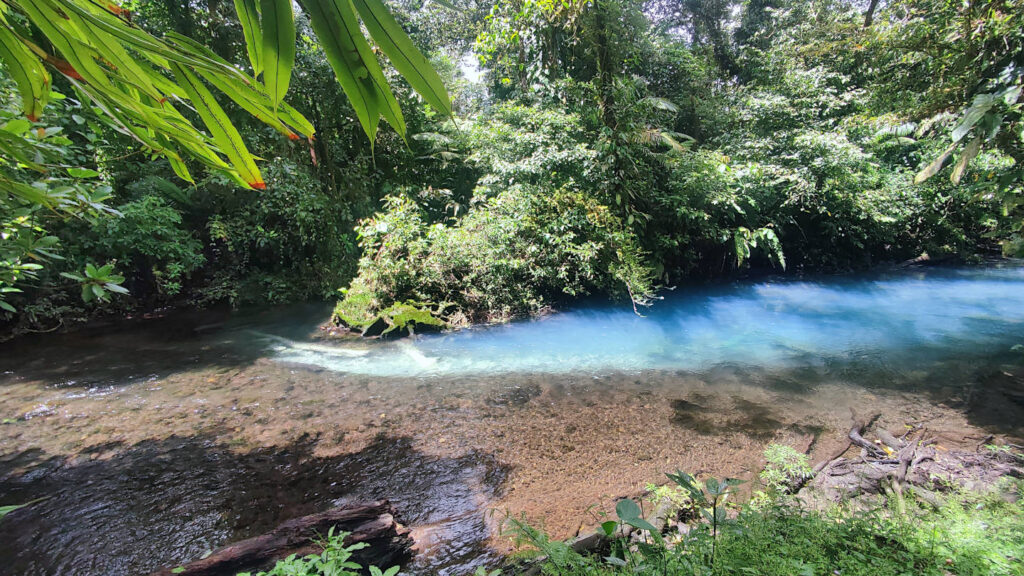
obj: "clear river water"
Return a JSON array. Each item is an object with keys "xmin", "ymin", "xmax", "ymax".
[{"xmin": 1, "ymin": 264, "xmax": 1023, "ymax": 575}]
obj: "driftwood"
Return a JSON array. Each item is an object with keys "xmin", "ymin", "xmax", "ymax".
[
  {"xmin": 848, "ymin": 415, "xmax": 886, "ymax": 458},
  {"xmin": 150, "ymin": 501, "xmax": 413, "ymax": 576},
  {"xmin": 813, "ymin": 413, "xmax": 881, "ymax": 474},
  {"xmin": 801, "ymin": 418, "xmax": 1024, "ymax": 511},
  {"xmin": 876, "ymin": 428, "xmax": 906, "ymax": 451}
]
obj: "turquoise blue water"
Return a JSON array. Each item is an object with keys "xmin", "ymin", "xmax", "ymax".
[{"xmin": 268, "ymin": 264, "xmax": 1024, "ymax": 377}]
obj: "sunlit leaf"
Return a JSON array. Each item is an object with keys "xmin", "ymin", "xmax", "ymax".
[
  {"xmin": 915, "ymin": 142, "xmax": 957, "ymax": 184},
  {"xmin": 169, "ymin": 63, "xmax": 264, "ymax": 189},
  {"xmin": 0, "ymin": 18, "xmax": 50, "ymax": 121},
  {"xmin": 950, "ymin": 136, "xmax": 982, "ymax": 185},
  {"xmin": 298, "ymin": 0, "xmax": 405, "ymax": 141},
  {"xmin": 260, "ymin": 0, "xmax": 295, "ymax": 111},
  {"xmin": 234, "ymin": 0, "xmax": 264, "ymax": 76},
  {"xmin": 353, "ymin": 0, "xmax": 451, "ymax": 116}
]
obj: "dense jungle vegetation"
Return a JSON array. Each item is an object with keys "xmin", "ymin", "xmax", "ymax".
[{"xmin": 0, "ymin": 0, "xmax": 1021, "ymax": 336}]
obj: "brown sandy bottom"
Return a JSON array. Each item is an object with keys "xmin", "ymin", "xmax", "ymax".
[{"xmin": 1, "ymin": 358, "xmax": 1022, "ymax": 575}]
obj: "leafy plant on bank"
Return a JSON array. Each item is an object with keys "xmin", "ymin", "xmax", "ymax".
[
  {"xmin": 59, "ymin": 262, "xmax": 127, "ymax": 303},
  {"xmin": 750, "ymin": 443, "xmax": 814, "ymax": 509},
  {"xmin": 228, "ymin": 528, "xmax": 398, "ymax": 576},
  {"xmin": 665, "ymin": 471, "xmax": 743, "ymax": 566},
  {"xmin": 0, "ymin": 91, "xmax": 126, "ymax": 314},
  {"xmin": 497, "ymin": 465, "xmax": 1024, "ymax": 576}
]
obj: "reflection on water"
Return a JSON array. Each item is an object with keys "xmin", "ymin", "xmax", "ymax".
[{"xmin": 1, "ymin": 264, "xmax": 1023, "ymax": 576}]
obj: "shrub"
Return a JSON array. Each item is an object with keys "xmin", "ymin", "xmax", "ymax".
[
  {"xmin": 336, "ymin": 185, "xmax": 654, "ymax": 328},
  {"xmin": 84, "ymin": 194, "xmax": 205, "ymax": 300}
]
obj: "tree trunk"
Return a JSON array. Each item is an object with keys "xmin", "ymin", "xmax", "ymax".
[
  {"xmin": 864, "ymin": 0, "xmax": 881, "ymax": 27},
  {"xmin": 149, "ymin": 500, "xmax": 414, "ymax": 576}
]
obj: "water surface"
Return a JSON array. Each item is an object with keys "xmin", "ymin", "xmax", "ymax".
[
  {"xmin": 1, "ymin": 264, "xmax": 1023, "ymax": 576},
  {"xmin": 271, "ymin": 265, "xmax": 1024, "ymax": 377}
]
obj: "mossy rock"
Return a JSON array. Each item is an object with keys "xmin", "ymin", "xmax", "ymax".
[{"xmin": 335, "ymin": 298, "xmax": 447, "ymax": 338}]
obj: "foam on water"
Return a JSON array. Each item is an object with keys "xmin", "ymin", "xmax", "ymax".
[{"xmin": 270, "ymin": 265, "xmax": 1024, "ymax": 377}]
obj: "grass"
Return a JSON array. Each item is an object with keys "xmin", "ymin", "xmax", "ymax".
[{"xmin": 502, "ymin": 478, "xmax": 1024, "ymax": 576}]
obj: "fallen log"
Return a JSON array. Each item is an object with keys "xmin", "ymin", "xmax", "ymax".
[{"xmin": 150, "ymin": 500, "xmax": 414, "ymax": 576}]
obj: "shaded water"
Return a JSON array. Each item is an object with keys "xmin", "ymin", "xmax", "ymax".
[{"xmin": 2, "ymin": 265, "xmax": 1024, "ymax": 576}]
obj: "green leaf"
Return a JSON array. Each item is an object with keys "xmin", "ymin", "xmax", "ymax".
[
  {"xmin": 298, "ymin": 0, "xmax": 404, "ymax": 141},
  {"xmin": 915, "ymin": 142, "xmax": 957, "ymax": 184},
  {"xmin": 615, "ymin": 498, "xmax": 641, "ymax": 522},
  {"xmin": 164, "ymin": 32, "xmax": 312, "ymax": 138},
  {"xmin": 169, "ymin": 62, "xmax": 265, "ymax": 189},
  {"xmin": 261, "ymin": 0, "xmax": 296, "ymax": 111},
  {"xmin": 950, "ymin": 136, "xmax": 982, "ymax": 184},
  {"xmin": 104, "ymin": 283, "xmax": 130, "ymax": 294},
  {"xmin": 352, "ymin": 0, "xmax": 451, "ymax": 115},
  {"xmin": 952, "ymin": 94, "xmax": 996, "ymax": 143},
  {"xmin": 0, "ymin": 497, "xmax": 45, "ymax": 520},
  {"xmin": 626, "ymin": 517, "xmax": 659, "ymax": 533},
  {"xmin": 234, "ymin": 0, "xmax": 264, "ymax": 76},
  {"xmin": 67, "ymin": 168, "xmax": 101, "ymax": 178},
  {"xmin": 0, "ymin": 17, "xmax": 51, "ymax": 121},
  {"xmin": 600, "ymin": 520, "xmax": 618, "ymax": 536},
  {"xmin": 3, "ymin": 119, "xmax": 32, "ymax": 135}
]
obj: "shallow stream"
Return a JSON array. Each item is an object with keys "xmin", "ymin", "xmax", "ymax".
[{"xmin": 2, "ymin": 265, "xmax": 1024, "ymax": 575}]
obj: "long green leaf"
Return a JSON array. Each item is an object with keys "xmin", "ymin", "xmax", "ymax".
[
  {"xmin": 298, "ymin": 0, "xmax": 378, "ymax": 139},
  {"xmin": 63, "ymin": 9, "xmax": 168, "ymax": 102},
  {"xmin": 165, "ymin": 31, "xmax": 312, "ymax": 137},
  {"xmin": 169, "ymin": 62, "xmax": 264, "ymax": 189},
  {"xmin": 233, "ymin": 0, "xmax": 263, "ymax": 76},
  {"xmin": 0, "ymin": 498, "xmax": 47, "ymax": 522},
  {"xmin": 19, "ymin": 0, "xmax": 103, "ymax": 85},
  {"xmin": 197, "ymin": 67, "xmax": 298, "ymax": 138},
  {"xmin": 260, "ymin": 0, "xmax": 295, "ymax": 111},
  {"xmin": 166, "ymin": 152, "xmax": 194, "ymax": 184},
  {"xmin": 352, "ymin": 0, "xmax": 451, "ymax": 116},
  {"xmin": 950, "ymin": 136, "xmax": 982, "ymax": 185},
  {"xmin": 0, "ymin": 19, "xmax": 50, "ymax": 120},
  {"xmin": 61, "ymin": 0, "xmax": 250, "ymax": 82},
  {"xmin": 298, "ymin": 0, "xmax": 405, "ymax": 141},
  {"xmin": 915, "ymin": 142, "xmax": 957, "ymax": 184}
]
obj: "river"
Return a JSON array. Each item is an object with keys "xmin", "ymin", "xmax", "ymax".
[{"xmin": 2, "ymin": 264, "xmax": 1023, "ymax": 575}]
